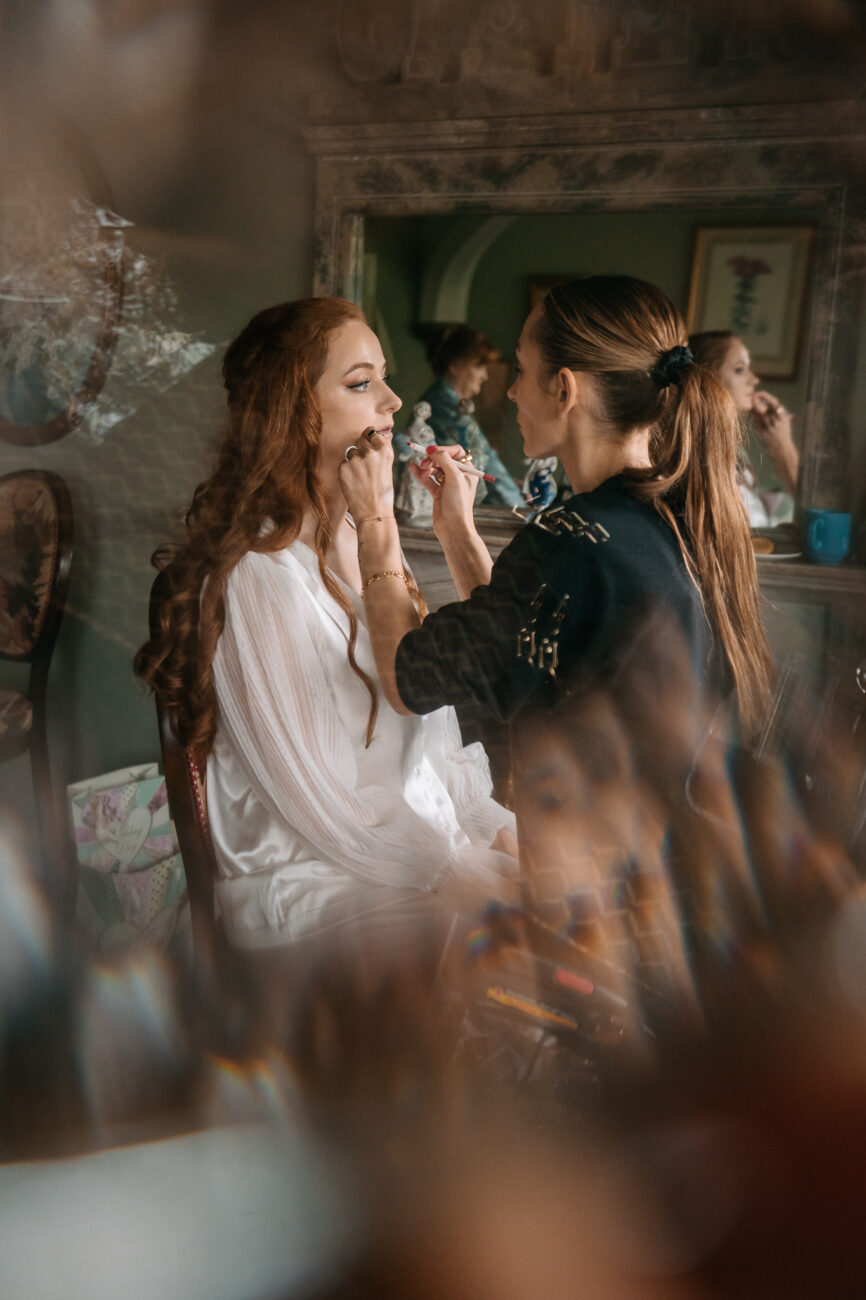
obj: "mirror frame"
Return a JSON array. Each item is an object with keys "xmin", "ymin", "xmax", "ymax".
[{"xmin": 306, "ymin": 103, "xmax": 866, "ymax": 516}]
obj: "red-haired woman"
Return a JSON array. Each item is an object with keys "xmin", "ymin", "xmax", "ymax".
[
  {"xmin": 689, "ymin": 330, "xmax": 799, "ymax": 527},
  {"xmin": 136, "ymin": 299, "xmax": 515, "ymax": 957}
]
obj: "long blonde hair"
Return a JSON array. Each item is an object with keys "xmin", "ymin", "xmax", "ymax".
[
  {"xmin": 533, "ymin": 276, "xmax": 773, "ymax": 737},
  {"xmin": 134, "ymin": 297, "xmax": 423, "ymax": 758}
]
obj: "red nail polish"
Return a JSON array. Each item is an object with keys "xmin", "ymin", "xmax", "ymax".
[{"xmin": 426, "ymin": 445, "xmax": 438, "ymax": 455}]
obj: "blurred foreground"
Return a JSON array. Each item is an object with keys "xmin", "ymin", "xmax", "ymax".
[{"xmin": 2, "ymin": 624, "xmax": 866, "ymax": 1299}]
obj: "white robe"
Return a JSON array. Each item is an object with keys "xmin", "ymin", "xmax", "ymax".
[
  {"xmin": 739, "ymin": 463, "xmax": 794, "ymax": 529},
  {"xmin": 207, "ymin": 541, "xmax": 515, "ymax": 949}
]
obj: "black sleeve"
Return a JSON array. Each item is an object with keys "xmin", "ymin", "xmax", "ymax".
[{"xmin": 395, "ymin": 524, "xmax": 594, "ymax": 722}]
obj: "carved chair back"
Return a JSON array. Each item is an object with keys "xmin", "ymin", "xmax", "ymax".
[
  {"xmin": 148, "ymin": 566, "xmax": 221, "ymax": 984},
  {"xmin": 0, "ymin": 469, "xmax": 74, "ymax": 892}
]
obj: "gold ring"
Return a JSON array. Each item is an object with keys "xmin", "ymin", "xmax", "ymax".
[
  {"xmin": 431, "ymin": 469, "xmax": 445, "ymax": 486},
  {"xmin": 343, "ymin": 445, "xmax": 359, "ymax": 461}
]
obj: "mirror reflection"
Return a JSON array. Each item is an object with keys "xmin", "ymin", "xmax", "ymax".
[{"xmin": 363, "ymin": 208, "xmax": 817, "ymax": 526}]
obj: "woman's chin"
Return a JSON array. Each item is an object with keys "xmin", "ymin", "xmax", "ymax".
[{"xmin": 521, "ymin": 436, "xmax": 550, "ymax": 461}]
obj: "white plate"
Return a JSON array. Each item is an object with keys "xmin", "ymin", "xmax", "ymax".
[{"xmin": 754, "ymin": 549, "xmax": 802, "ymax": 561}]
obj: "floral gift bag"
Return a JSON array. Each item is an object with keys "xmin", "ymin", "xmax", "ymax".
[{"xmin": 70, "ymin": 765, "xmax": 190, "ymax": 958}]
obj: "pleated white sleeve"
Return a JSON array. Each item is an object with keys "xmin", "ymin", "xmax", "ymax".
[{"xmin": 207, "ymin": 545, "xmax": 514, "ymax": 947}]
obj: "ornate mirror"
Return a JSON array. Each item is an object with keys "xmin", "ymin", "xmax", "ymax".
[{"xmin": 306, "ymin": 105, "xmax": 866, "ymax": 526}]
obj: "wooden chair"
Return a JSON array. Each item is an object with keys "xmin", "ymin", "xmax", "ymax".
[
  {"xmin": 0, "ymin": 469, "xmax": 73, "ymax": 891},
  {"xmin": 148, "ymin": 567, "xmax": 222, "ymax": 986}
]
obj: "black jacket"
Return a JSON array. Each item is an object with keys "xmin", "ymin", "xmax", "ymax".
[{"xmin": 396, "ymin": 475, "xmax": 723, "ymax": 722}]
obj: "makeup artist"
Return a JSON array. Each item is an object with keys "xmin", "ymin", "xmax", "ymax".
[{"xmin": 341, "ymin": 275, "xmax": 773, "ymax": 750}]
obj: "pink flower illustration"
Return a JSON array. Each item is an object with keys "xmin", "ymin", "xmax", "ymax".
[{"xmin": 727, "ymin": 256, "xmax": 772, "ymax": 332}]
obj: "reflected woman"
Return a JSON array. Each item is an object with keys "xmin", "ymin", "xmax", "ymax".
[
  {"xmin": 689, "ymin": 330, "xmax": 799, "ymax": 527},
  {"xmin": 416, "ymin": 324, "xmax": 525, "ymax": 509},
  {"xmin": 135, "ymin": 298, "xmax": 515, "ymax": 961}
]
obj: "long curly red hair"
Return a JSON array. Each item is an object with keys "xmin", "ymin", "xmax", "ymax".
[{"xmin": 134, "ymin": 297, "xmax": 422, "ymax": 759}]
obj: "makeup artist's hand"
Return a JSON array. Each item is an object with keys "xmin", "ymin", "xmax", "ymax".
[
  {"xmin": 339, "ymin": 428, "xmax": 395, "ymax": 519},
  {"xmin": 411, "ymin": 444, "xmax": 478, "ymax": 541}
]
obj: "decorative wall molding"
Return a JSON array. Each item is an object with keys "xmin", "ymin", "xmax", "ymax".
[
  {"xmin": 312, "ymin": 1, "xmax": 865, "ymax": 121},
  {"xmin": 305, "ymin": 101, "xmax": 866, "ymax": 156}
]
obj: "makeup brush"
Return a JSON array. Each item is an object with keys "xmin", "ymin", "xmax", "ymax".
[{"xmin": 408, "ymin": 442, "xmax": 496, "ymax": 484}]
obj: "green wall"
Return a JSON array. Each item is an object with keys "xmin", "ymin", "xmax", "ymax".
[{"xmin": 363, "ymin": 218, "xmax": 432, "ymax": 427}]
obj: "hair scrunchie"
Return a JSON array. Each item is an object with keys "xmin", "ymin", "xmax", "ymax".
[{"xmin": 651, "ymin": 344, "xmax": 694, "ymax": 389}]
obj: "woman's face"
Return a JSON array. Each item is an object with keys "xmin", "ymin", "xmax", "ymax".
[
  {"xmin": 507, "ymin": 308, "xmax": 559, "ymax": 458},
  {"xmin": 717, "ymin": 337, "xmax": 759, "ymax": 413},
  {"xmin": 449, "ymin": 359, "xmax": 489, "ymax": 400},
  {"xmin": 314, "ymin": 320, "xmax": 401, "ymax": 472}
]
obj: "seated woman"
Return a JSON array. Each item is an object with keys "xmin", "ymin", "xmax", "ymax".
[
  {"xmin": 689, "ymin": 330, "xmax": 799, "ymax": 527},
  {"xmin": 135, "ymin": 298, "xmax": 515, "ymax": 959},
  {"xmin": 416, "ymin": 324, "xmax": 525, "ymax": 509}
]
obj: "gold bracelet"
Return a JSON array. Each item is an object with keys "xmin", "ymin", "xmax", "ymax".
[
  {"xmin": 361, "ymin": 569, "xmax": 406, "ymax": 596},
  {"xmin": 354, "ymin": 514, "xmax": 396, "ymax": 529}
]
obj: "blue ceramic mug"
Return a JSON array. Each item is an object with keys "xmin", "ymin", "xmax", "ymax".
[{"xmin": 803, "ymin": 509, "xmax": 852, "ymax": 565}]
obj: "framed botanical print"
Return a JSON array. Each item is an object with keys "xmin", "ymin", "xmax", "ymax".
[{"xmin": 686, "ymin": 225, "xmax": 814, "ymax": 379}]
